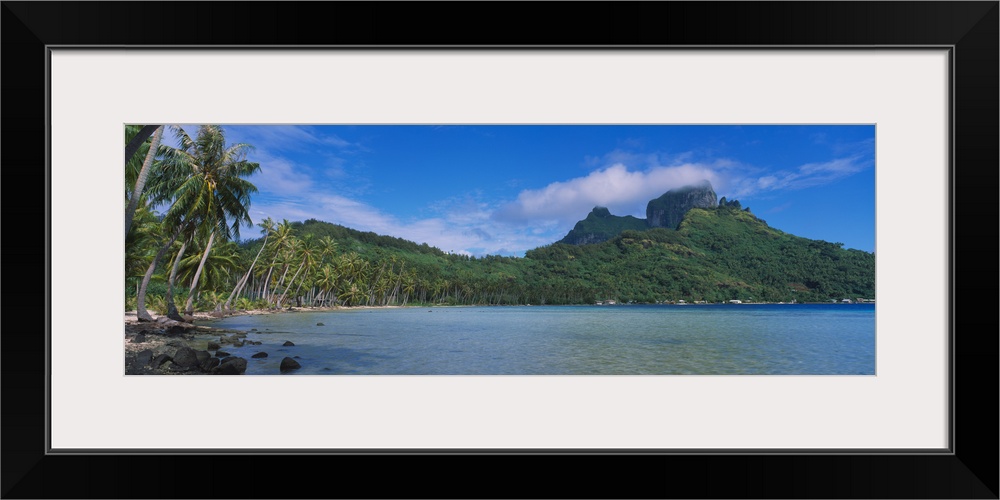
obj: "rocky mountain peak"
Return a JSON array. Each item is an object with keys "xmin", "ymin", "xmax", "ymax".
[{"xmin": 646, "ymin": 180, "xmax": 718, "ymax": 229}]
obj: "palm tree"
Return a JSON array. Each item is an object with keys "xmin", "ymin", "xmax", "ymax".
[
  {"xmin": 224, "ymin": 216, "xmax": 276, "ymax": 313},
  {"xmin": 124, "ymin": 126, "xmax": 174, "ymax": 322},
  {"xmin": 124, "ymin": 125, "xmax": 161, "ymax": 169},
  {"xmin": 270, "ymin": 235, "xmax": 301, "ymax": 305},
  {"xmin": 182, "ymin": 230, "xmax": 218, "ymax": 315},
  {"xmin": 339, "ymin": 282, "xmax": 364, "ymax": 306},
  {"xmin": 157, "ymin": 125, "xmax": 260, "ymax": 316},
  {"xmin": 258, "ymin": 219, "xmax": 294, "ymax": 306},
  {"xmin": 176, "ymin": 238, "xmax": 240, "ymax": 312},
  {"xmin": 124, "ymin": 125, "xmax": 164, "ymax": 238},
  {"xmin": 135, "ymin": 225, "xmax": 185, "ymax": 322},
  {"xmin": 277, "ymin": 234, "xmax": 318, "ymax": 307},
  {"xmin": 125, "ymin": 202, "xmax": 161, "ymax": 285},
  {"xmin": 317, "ymin": 235, "xmax": 338, "ymax": 263},
  {"xmin": 402, "ymin": 271, "xmax": 416, "ymax": 306},
  {"xmin": 314, "ymin": 264, "xmax": 339, "ymax": 306},
  {"xmin": 164, "ymin": 231, "xmax": 192, "ymax": 321}
]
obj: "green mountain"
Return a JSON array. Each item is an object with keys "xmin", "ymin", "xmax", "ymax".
[
  {"xmin": 525, "ymin": 205, "xmax": 874, "ymax": 304},
  {"xmin": 235, "ymin": 202, "xmax": 874, "ymax": 307},
  {"xmin": 557, "ymin": 207, "xmax": 648, "ymax": 245},
  {"xmin": 558, "ymin": 180, "xmax": 722, "ymax": 245}
]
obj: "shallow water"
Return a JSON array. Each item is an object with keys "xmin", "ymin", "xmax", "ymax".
[{"xmin": 200, "ymin": 304, "xmax": 875, "ymax": 375}]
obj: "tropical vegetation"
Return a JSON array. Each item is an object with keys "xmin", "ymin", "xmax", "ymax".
[{"xmin": 125, "ymin": 126, "xmax": 876, "ymax": 319}]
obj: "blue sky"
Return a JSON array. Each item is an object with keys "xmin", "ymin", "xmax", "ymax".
[{"xmin": 168, "ymin": 124, "xmax": 875, "ymax": 256}]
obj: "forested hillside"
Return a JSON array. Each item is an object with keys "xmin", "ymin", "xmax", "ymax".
[{"xmin": 207, "ymin": 206, "xmax": 874, "ymax": 308}]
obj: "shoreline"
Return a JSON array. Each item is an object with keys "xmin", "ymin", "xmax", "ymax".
[
  {"xmin": 123, "ymin": 305, "xmax": 416, "ymax": 375},
  {"xmin": 126, "ymin": 299, "xmax": 871, "ymax": 327},
  {"xmin": 124, "ymin": 301, "xmax": 872, "ymax": 375},
  {"xmin": 124, "ymin": 304, "xmax": 414, "ymax": 324}
]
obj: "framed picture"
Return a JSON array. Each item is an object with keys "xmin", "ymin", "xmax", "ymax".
[{"xmin": 4, "ymin": 2, "xmax": 996, "ymax": 498}]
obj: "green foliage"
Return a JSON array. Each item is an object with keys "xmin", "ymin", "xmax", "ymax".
[
  {"xmin": 127, "ymin": 204, "xmax": 874, "ymax": 310},
  {"xmin": 720, "ymin": 197, "xmax": 742, "ymax": 209},
  {"xmin": 558, "ymin": 207, "xmax": 648, "ymax": 244},
  {"xmin": 265, "ymin": 205, "xmax": 873, "ymax": 307},
  {"xmin": 295, "ymin": 219, "xmax": 447, "ymax": 257}
]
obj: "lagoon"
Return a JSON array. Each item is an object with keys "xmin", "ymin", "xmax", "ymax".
[{"xmin": 201, "ymin": 303, "xmax": 875, "ymax": 375}]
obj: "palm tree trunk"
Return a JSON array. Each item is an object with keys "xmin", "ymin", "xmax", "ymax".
[
  {"xmin": 224, "ymin": 233, "xmax": 269, "ymax": 313},
  {"xmin": 256, "ymin": 271, "xmax": 267, "ymax": 301},
  {"xmin": 183, "ymin": 231, "xmax": 216, "ymax": 315},
  {"xmin": 165, "ymin": 237, "xmax": 190, "ymax": 321},
  {"xmin": 368, "ymin": 262, "xmax": 387, "ymax": 306},
  {"xmin": 124, "ymin": 125, "xmax": 161, "ymax": 167},
  {"xmin": 391, "ymin": 262, "xmax": 404, "ymax": 305},
  {"xmin": 277, "ymin": 259, "xmax": 306, "ymax": 307},
  {"xmin": 271, "ymin": 263, "xmax": 292, "ymax": 304},
  {"xmin": 261, "ymin": 262, "xmax": 276, "ymax": 304},
  {"xmin": 290, "ymin": 275, "xmax": 309, "ymax": 306},
  {"xmin": 136, "ymin": 228, "xmax": 182, "ymax": 322},
  {"xmin": 124, "ymin": 125, "xmax": 164, "ymax": 239}
]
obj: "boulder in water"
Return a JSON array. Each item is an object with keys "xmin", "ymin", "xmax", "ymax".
[
  {"xmin": 279, "ymin": 357, "xmax": 301, "ymax": 372},
  {"xmin": 215, "ymin": 357, "xmax": 248, "ymax": 375}
]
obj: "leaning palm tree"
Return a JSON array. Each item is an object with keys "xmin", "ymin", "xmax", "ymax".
[
  {"xmin": 124, "ymin": 125, "xmax": 164, "ymax": 238},
  {"xmin": 313, "ymin": 264, "xmax": 339, "ymax": 307},
  {"xmin": 257, "ymin": 219, "xmax": 294, "ymax": 306},
  {"xmin": 157, "ymin": 125, "xmax": 260, "ymax": 316},
  {"xmin": 277, "ymin": 234, "xmax": 318, "ymax": 308},
  {"xmin": 269, "ymin": 235, "xmax": 301, "ymax": 305},
  {"xmin": 125, "ymin": 202, "xmax": 162, "ymax": 283},
  {"xmin": 135, "ymin": 225, "xmax": 186, "ymax": 322},
  {"xmin": 223, "ymin": 216, "xmax": 276, "ymax": 313},
  {"xmin": 176, "ymin": 238, "xmax": 240, "ymax": 312}
]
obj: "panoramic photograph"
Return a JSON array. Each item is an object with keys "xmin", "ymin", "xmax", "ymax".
[{"xmin": 124, "ymin": 124, "xmax": 876, "ymax": 375}]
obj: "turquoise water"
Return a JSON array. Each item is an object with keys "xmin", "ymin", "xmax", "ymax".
[{"xmin": 202, "ymin": 304, "xmax": 875, "ymax": 375}]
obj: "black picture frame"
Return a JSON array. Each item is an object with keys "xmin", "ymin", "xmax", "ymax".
[{"xmin": 3, "ymin": 2, "xmax": 996, "ymax": 498}]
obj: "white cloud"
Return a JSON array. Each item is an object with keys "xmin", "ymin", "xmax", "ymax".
[
  {"xmin": 799, "ymin": 157, "xmax": 867, "ymax": 175},
  {"xmin": 249, "ymin": 153, "xmax": 315, "ymax": 196},
  {"xmin": 249, "ymin": 192, "xmax": 555, "ymax": 257},
  {"xmin": 750, "ymin": 155, "xmax": 871, "ymax": 192},
  {"xmin": 228, "ymin": 125, "xmax": 357, "ymax": 152},
  {"xmin": 493, "ymin": 163, "xmax": 720, "ymax": 225},
  {"xmin": 757, "ymin": 176, "xmax": 778, "ymax": 189}
]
